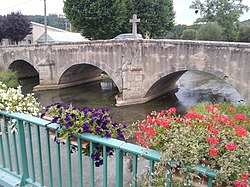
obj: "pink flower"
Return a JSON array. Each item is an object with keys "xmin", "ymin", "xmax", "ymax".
[
  {"xmin": 209, "ymin": 128, "xmax": 218, "ymax": 135},
  {"xmin": 235, "ymin": 126, "xmax": 248, "ymax": 138},
  {"xmin": 160, "ymin": 119, "xmax": 171, "ymax": 127},
  {"xmin": 234, "ymin": 113, "xmax": 247, "ymax": 121},
  {"xmin": 206, "ymin": 136, "xmax": 219, "ymax": 145},
  {"xmin": 227, "ymin": 106, "xmax": 236, "ymax": 112},
  {"xmin": 225, "ymin": 141, "xmax": 237, "ymax": 151},
  {"xmin": 209, "ymin": 148, "xmax": 218, "ymax": 157},
  {"xmin": 206, "ymin": 105, "xmax": 215, "ymax": 112},
  {"xmin": 234, "ymin": 180, "xmax": 248, "ymax": 187},
  {"xmin": 147, "ymin": 115, "xmax": 153, "ymax": 124},
  {"xmin": 168, "ymin": 107, "xmax": 176, "ymax": 115}
]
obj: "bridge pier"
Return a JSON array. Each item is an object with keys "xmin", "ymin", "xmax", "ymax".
[{"xmin": 115, "ymin": 84, "xmax": 178, "ymax": 106}]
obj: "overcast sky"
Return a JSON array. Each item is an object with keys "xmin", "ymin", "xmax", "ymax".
[{"xmin": 0, "ymin": 0, "xmax": 250, "ymax": 25}]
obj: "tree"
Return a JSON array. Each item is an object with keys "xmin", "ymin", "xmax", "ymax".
[
  {"xmin": 5, "ymin": 12, "xmax": 32, "ymax": 44},
  {"xmin": 63, "ymin": 0, "xmax": 175, "ymax": 39},
  {"xmin": 64, "ymin": 0, "xmax": 128, "ymax": 39},
  {"xmin": 129, "ymin": 0, "xmax": 175, "ymax": 38},
  {"xmin": 190, "ymin": 0, "xmax": 249, "ymax": 41},
  {"xmin": 28, "ymin": 14, "xmax": 70, "ymax": 31},
  {"xmin": 196, "ymin": 22, "xmax": 223, "ymax": 41},
  {"xmin": 181, "ymin": 29, "xmax": 197, "ymax": 40},
  {"xmin": 165, "ymin": 24, "xmax": 188, "ymax": 39},
  {"xmin": 239, "ymin": 23, "xmax": 250, "ymax": 42},
  {"xmin": 0, "ymin": 15, "xmax": 6, "ymax": 44}
]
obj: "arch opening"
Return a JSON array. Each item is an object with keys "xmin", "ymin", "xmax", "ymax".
[
  {"xmin": 9, "ymin": 60, "xmax": 39, "ymax": 79},
  {"xmin": 144, "ymin": 71, "xmax": 187, "ymax": 99},
  {"xmin": 59, "ymin": 64, "xmax": 119, "ymax": 92}
]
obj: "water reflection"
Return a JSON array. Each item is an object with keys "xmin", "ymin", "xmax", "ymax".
[{"xmin": 19, "ymin": 70, "xmax": 242, "ymax": 125}]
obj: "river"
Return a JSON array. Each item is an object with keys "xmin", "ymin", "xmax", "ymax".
[{"xmin": 19, "ymin": 70, "xmax": 242, "ymax": 126}]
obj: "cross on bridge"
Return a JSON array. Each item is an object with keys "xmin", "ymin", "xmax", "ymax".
[{"xmin": 129, "ymin": 14, "xmax": 140, "ymax": 38}]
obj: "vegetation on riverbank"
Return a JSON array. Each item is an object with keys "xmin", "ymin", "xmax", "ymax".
[{"xmin": 0, "ymin": 70, "xmax": 19, "ymax": 88}]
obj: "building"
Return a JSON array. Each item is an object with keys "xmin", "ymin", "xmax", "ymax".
[{"xmin": 1, "ymin": 22, "xmax": 88, "ymax": 45}]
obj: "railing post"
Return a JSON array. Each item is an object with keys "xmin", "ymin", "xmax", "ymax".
[
  {"xmin": 17, "ymin": 119, "xmax": 29, "ymax": 185},
  {"xmin": 166, "ymin": 165, "xmax": 172, "ymax": 187},
  {"xmin": 116, "ymin": 149, "xmax": 123, "ymax": 187}
]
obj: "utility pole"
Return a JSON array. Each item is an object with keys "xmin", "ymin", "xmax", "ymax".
[{"xmin": 44, "ymin": 0, "xmax": 48, "ymax": 43}]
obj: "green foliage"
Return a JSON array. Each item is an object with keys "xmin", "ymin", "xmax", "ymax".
[
  {"xmin": 190, "ymin": 0, "xmax": 249, "ymax": 41},
  {"xmin": 27, "ymin": 14, "xmax": 70, "ymax": 31},
  {"xmin": 0, "ymin": 70, "xmax": 19, "ymax": 88},
  {"xmin": 180, "ymin": 29, "xmax": 197, "ymax": 40},
  {"xmin": 0, "ymin": 15, "xmax": 6, "ymax": 43},
  {"xmin": 239, "ymin": 23, "xmax": 250, "ymax": 42},
  {"xmin": 196, "ymin": 22, "xmax": 223, "ymax": 41},
  {"xmin": 130, "ymin": 0, "xmax": 175, "ymax": 38},
  {"xmin": 164, "ymin": 24, "xmax": 188, "ymax": 39},
  {"xmin": 5, "ymin": 12, "xmax": 32, "ymax": 44},
  {"xmin": 134, "ymin": 104, "xmax": 250, "ymax": 186},
  {"xmin": 63, "ymin": 0, "xmax": 175, "ymax": 39}
]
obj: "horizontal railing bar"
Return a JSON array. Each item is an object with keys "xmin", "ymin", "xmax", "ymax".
[
  {"xmin": 25, "ymin": 178, "xmax": 43, "ymax": 187},
  {"xmin": 0, "ymin": 112, "xmax": 54, "ymax": 128},
  {"xmin": 0, "ymin": 167, "xmax": 22, "ymax": 179}
]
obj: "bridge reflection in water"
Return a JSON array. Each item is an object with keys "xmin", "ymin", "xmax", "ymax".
[{"xmin": 0, "ymin": 111, "xmax": 217, "ymax": 187}]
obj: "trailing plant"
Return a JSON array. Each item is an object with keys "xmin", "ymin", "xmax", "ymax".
[{"xmin": 43, "ymin": 102, "xmax": 127, "ymax": 167}]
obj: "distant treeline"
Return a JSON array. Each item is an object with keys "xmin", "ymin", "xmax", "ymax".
[{"xmin": 27, "ymin": 14, "xmax": 73, "ymax": 31}]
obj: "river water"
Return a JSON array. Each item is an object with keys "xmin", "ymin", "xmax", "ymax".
[{"xmin": 19, "ymin": 70, "xmax": 242, "ymax": 127}]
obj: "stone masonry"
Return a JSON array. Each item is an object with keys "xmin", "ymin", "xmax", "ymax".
[{"xmin": 0, "ymin": 39, "xmax": 249, "ymax": 105}]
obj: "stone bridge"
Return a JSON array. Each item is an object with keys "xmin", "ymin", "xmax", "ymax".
[{"xmin": 0, "ymin": 40, "xmax": 249, "ymax": 105}]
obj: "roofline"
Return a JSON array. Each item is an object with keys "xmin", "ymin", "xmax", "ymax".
[{"xmin": 31, "ymin": 21, "xmax": 68, "ymax": 32}]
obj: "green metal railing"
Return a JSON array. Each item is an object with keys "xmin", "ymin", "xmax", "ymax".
[{"xmin": 0, "ymin": 111, "xmax": 217, "ymax": 187}]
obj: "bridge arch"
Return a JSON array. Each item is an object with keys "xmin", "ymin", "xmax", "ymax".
[
  {"xmin": 8, "ymin": 59, "xmax": 39, "ymax": 79},
  {"xmin": 143, "ymin": 65, "xmax": 231, "ymax": 101},
  {"xmin": 58, "ymin": 61, "xmax": 122, "ymax": 92}
]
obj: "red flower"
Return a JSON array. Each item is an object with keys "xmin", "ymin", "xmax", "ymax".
[
  {"xmin": 160, "ymin": 119, "xmax": 171, "ymax": 127},
  {"xmin": 206, "ymin": 105, "xmax": 215, "ymax": 112},
  {"xmin": 227, "ymin": 106, "xmax": 236, "ymax": 112},
  {"xmin": 168, "ymin": 107, "xmax": 176, "ymax": 115},
  {"xmin": 234, "ymin": 180, "xmax": 248, "ymax": 187},
  {"xmin": 209, "ymin": 128, "xmax": 218, "ymax": 135},
  {"xmin": 206, "ymin": 136, "xmax": 220, "ymax": 145},
  {"xmin": 217, "ymin": 115, "xmax": 231, "ymax": 124},
  {"xmin": 225, "ymin": 141, "xmax": 237, "ymax": 151},
  {"xmin": 209, "ymin": 148, "xmax": 218, "ymax": 157},
  {"xmin": 147, "ymin": 128, "xmax": 156, "ymax": 137},
  {"xmin": 233, "ymin": 113, "xmax": 247, "ymax": 121},
  {"xmin": 147, "ymin": 115, "xmax": 153, "ymax": 124},
  {"xmin": 235, "ymin": 126, "xmax": 248, "ymax": 138},
  {"xmin": 241, "ymin": 174, "xmax": 250, "ymax": 181},
  {"xmin": 185, "ymin": 111, "xmax": 204, "ymax": 120}
]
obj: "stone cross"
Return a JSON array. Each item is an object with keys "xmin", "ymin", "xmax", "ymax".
[{"xmin": 129, "ymin": 14, "xmax": 140, "ymax": 38}]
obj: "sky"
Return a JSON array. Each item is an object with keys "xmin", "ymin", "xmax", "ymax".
[{"xmin": 0, "ymin": 0, "xmax": 250, "ymax": 25}]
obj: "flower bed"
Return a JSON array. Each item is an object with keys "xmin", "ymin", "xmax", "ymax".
[{"xmin": 134, "ymin": 103, "xmax": 250, "ymax": 186}]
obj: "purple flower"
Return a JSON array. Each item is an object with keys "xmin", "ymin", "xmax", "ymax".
[
  {"xmin": 52, "ymin": 117, "xmax": 59, "ymax": 123},
  {"xmin": 95, "ymin": 126, "xmax": 101, "ymax": 134},
  {"xmin": 105, "ymin": 131, "xmax": 111, "ymax": 138},
  {"xmin": 112, "ymin": 122, "xmax": 118, "ymax": 127},
  {"xmin": 117, "ymin": 132, "xmax": 125, "ymax": 140},
  {"xmin": 64, "ymin": 117, "xmax": 71, "ymax": 123},
  {"xmin": 82, "ymin": 122, "xmax": 89, "ymax": 132},
  {"xmin": 70, "ymin": 113, "xmax": 76, "ymax": 119}
]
